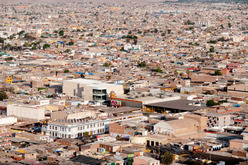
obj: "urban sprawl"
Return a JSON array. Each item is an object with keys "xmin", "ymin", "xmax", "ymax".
[{"xmin": 0, "ymin": 1, "xmax": 248, "ymax": 165}]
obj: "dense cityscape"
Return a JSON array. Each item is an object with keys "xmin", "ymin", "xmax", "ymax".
[{"xmin": 0, "ymin": 0, "xmax": 248, "ymax": 164}]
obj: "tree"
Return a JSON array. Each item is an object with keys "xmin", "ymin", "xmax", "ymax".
[
  {"xmin": 139, "ymin": 61, "xmax": 146, "ymax": 67},
  {"xmin": 160, "ymin": 152, "xmax": 173, "ymax": 165},
  {"xmin": 83, "ymin": 132, "xmax": 90, "ymax": 138},
  {"xmin": 5, "ymin": 57, "xmax": 14, "ymax": 61},
  {"xmin": 206, "ymin": 100, "xmax": 215, "ymax": 107},
  {"xmin": 64, "ymin": 69, "xmax": 69, "ymax": 73},
  {"xmin": 133, "ymin": 36, "xmax": 138, "ymax": 40},
  {"xmin": 80, "ymin": 73, "xmax": 85, "ymax": 78},
  {"xmin": 103, "ymin": 62, "xmax": 109, "ymax": 67},
  {"xmin": 154, "ymin": 28, "xmax": 158, "ymax": 33},
  {"xmin": 68, "ymin": 42, "xmax": 74, "ymax": 46},
  {"xmin": 161, "ymin": 32, "xmax": 165, "ymax": 36},
  {"xmin": 0, "ymin": 91, "xmax": 8, "ymax": 101},
  {"xmin": 209, "ymin": 47, "xmax": 214, "ymax": 52},
  {"xmin": 43, "ymin": 44, "xmax": 50, "ymax": 50},
  {"xmin": 64, "ymin": 49, "xmax": 70, "ymax": 53},
  {"xmin": 214, "ymin": 70, "xmax": 222, "ymax": 76},
  {"xmin": 174, "ymin": 70, "xmax": 178, "ymax": 77},
  {"xmin": 155, "ymin": 67, "xmax": 163, "ymax": 73},
  {"xmin": 59, "ymin": 30, "xmax": 64, "ymax": 36},
  {"xmin": 228, "ymin": 23, "xmax": 232, "ymax": 28}
]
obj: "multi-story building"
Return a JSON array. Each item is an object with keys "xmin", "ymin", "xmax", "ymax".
[
  {"xmin": 63, "ymin": 79, "xmax": 124, "ymax": 103},
  {"xmin": 0, "ymin": 127, "xmax": 12, "ymax": 149},
  {"xmin": 42, "ymin": 119, "xmax": 105, "ymax": 139},
  {"xmin": 206, "ymin": 113, "xmax": 233, "ymax": 128},
  {"xmin": 42, "ymin": 112, "xmax": 145, "ymax": 139}
]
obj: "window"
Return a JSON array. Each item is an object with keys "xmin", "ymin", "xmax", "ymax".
[{"xmin": 68, "ymin": 128, "xmax": 71, "ymax": 132}]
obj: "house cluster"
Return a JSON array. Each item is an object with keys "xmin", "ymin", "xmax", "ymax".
[{"xmin": 0, "ymin": 0, "xmax": 248, "ymax": 165}]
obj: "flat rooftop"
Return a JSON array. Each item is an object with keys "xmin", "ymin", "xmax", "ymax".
[
  {"xmin": 145, "ymin": 99, "xmax": 206, "ymax": 111},
  {"xmin": 98, "ymin": 106, "xmax": 141, "ymax": 114},
  {"xmin": 64, "ymin": 79, "xmax": 116, "ymax": 88}
]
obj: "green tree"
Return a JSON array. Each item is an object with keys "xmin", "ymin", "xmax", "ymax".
[
  {"xmin": 132, "ymin": 36, "xmax": 138, "ymax": 40},
  {"xmin": 160, "ymin": 152, "xmax": 173, "ymax": 165},
  {"xmin": 154, "ymin": 28, "xmax": 158, "ymax": 33},
  {"xmin": 64, "ymin": 49, "xmax": 70, "ymax": 53},
  {"xmin": 81, "ymin": 73, "xmax": 85, "ymax": 78},
  {"xmin": 155, "ymin": 67, "xmax": 163, "ymax": 73},
  {"xmin": 104, "ymin": 62, "xmax": 109, "ymax": 67},
  {"xmin": 228, "ymin": 23, "xmax": 232, "ymax": 28},
  {"xmin": 139, "ymin": 61, "xmax": 146, "ymax": 67},
  {"xmin": 59, "ymin": 30, "xmax": 64, "ymax": 36},
  {"xmin": 0, "ymin": 91, "xmax": 8, "ymax": 101},
  {"xmin": 5, "ymin": 57, "xmax": 14, "ymax": 61},
  {"xmin": 209, "ymin": 47, "xmax": 214, "ymax": 52},
  {"xmin": 68, "ymin": 42, "xmax": 74, "ymax": 46},
  {"xmin": 214, "ymin": 70, "xmax": 222, "ymax": 76},
  {"xmin": 206, "ymin": 100, "xmax": 215, "ymax": 107},
  {"xmin": 83, "ymin": 132, "xmax": 90, "ymax": 138},
  {"xmin": 43, "ymin": 44, "xmax": 50, "ymax": 50},
  {"xmin": 161, "ymin": 33, "xmax": 165, "ymax": 36},
  {"xmin": 64, "ymin": 69, "xmax": 69, "ymax": 73}
]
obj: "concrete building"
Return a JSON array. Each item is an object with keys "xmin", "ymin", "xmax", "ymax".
[
  {"xmin": 7, "ymin": 104, "xmax": 45, "ymax": 121},
  {"xmin": 0, "ymin": 116, "xmax": 17, "ymax": 125},
  {"xmin": 42, "ymin": 119, "xmax": 105, "ymax": 139},
  {"xmin": 206, "ymin": 113, "xmax": 233, "ymax": 128},
  {"xmin": 63, "ymin": 79, "xmax": 124, "ymax": 102},
  {"xmin": 0, "ymin": 127, "xmax": 12, "ymax": 149},
  {"xmin": 133, "ymin": 156, "xmax": 160, "ymax": 165},
  {"xmin": 109, "ymin": 122, "xmax": 147, "ymax": 139},
  {"xmin": 42, "ymin": 112, "xmax": 145, "ymax": 139},
  {"xmin": 154, "ymin": 114, "xmax": 207, "ymax": 138}
]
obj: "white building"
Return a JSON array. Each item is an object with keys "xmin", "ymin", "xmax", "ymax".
[
  {"xmin": 42, "ymin": 112, "xmax": 145, "ymax": 139},
  {"xmin": 63, "ymin": 79, "xmax": 124, "ymax": 102},
  {"xmin": 7, "ymin": 104, "xmax": 45, "ymax": 121},
  {"xmin": 0, "ymin": 116, "xmax": 17, "ymax": 125}
]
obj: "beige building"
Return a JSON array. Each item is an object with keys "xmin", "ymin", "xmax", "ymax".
[
  {"xmin": 154, "ymin": 114, "xmax": 207, "ymax": 138},
  {"xmin": 7, "ymin": 104, "xmax": 45, "ymax": 121},
  {"xmin": 63, "ymin": 79, "xmax": 124, "ymax": 102}
]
